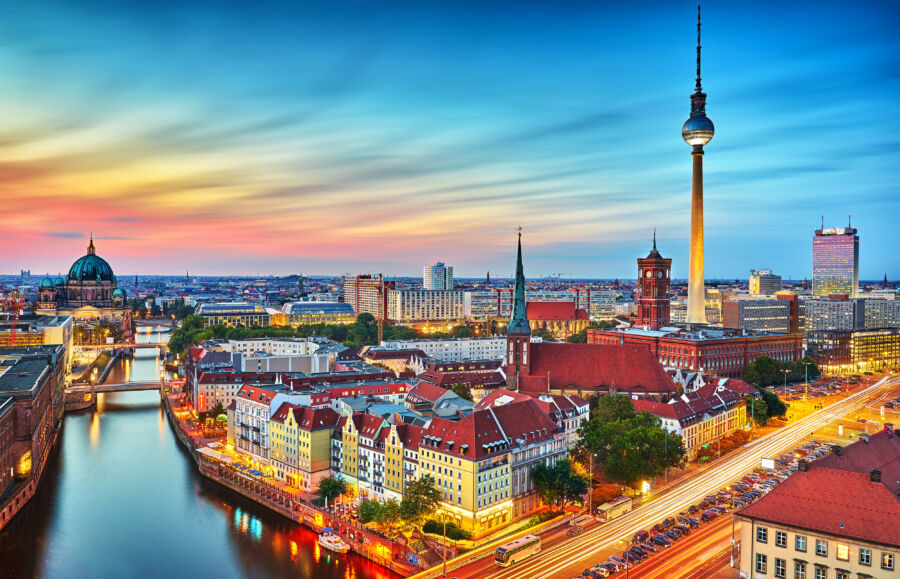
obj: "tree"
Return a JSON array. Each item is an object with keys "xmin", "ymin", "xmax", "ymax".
[
  {"xmin": 314, "ymin": 475, "xmax": 347, "ymax": 506},
  {"xmin": 531, "ymin": 458, "xmax": 589, "ymax": 511},
  {"xmin": 590, "ymin": 394, "xmax": 635, "ymax": 425},
  {"xmin": 745, "ymin": 395, "xmax": 770, "ymax": 427},
  {"xmin": 451, "ymin": 383, "xmax": 473, "ymax": 402},
  {"xmin": 213, "ymin": 401, "xmax": 225, "ymax": 416},
  {"xmin": 531, "ymin": 327, "xmax": 556, "ymax": 342},
  {"xmin": 399, "ymin": 475, "xmax": 441, "ymax": 528},
  {"xmin": 759, "ymin": 388, "xmax": 786, "ymax": 418},
  {"xmin": 358, "ymin": 499, "xmax": 381, "ymax": 524}
]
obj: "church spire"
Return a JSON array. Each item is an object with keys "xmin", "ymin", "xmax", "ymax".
[
  {"xmin": 88, "ymin": 233, "xmax": 95, "ymax": 255},
  {"xmin": 508, "ymin": 229, "xmax": 530, "ymax": 335}
]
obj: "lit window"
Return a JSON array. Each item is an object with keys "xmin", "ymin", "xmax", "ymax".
[
  {"xmin": 836, "ymin": 543, "xmax": 849, "ymax": 561},
  {"xmin": 775, "ymin": 558, "xmax": 786, "ymax": 578},
  {"xmin": 883, "ymin": 552, "xmax": 895, "ymax": 570},
  {"xmin": 756, "ymin": 554, "xmax": 767, "ymax": 574}
]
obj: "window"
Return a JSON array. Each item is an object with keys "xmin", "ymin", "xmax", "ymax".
[
  {"xmin": 815, "ymin": 539, "xmax": 827, "ymax": 557},
  {"xmin": 835, "ymin": 544, "xmax": 849, "ymax": 561},
  {"xmin": 814, "ymin": 568, "xmax": 825, "ymax": 579},
  {"xmin": 756, "ymin": 554, "xmax": 767, "ymax": 574},
  {"xmin": 794, "ymin": 562, "xmax": 806, "ymax": 579},
  {"xmin": 775, "ymin": 557, "xmax": 786, "ymax": 578},
  {"xmin": 859, "ymin": 548, "xmax": 871, "ymax": 566},
  {"xmin": 883, "ymin": 552, "xmax": 895, "ymax": 570},
  {"xmin": 835, "ymin": 572, "xmax": 848, "ymax": 579},
  {"xmin": 796, "ymin": 535, "xmax": 807, "ymax": 552},
  {"xmin": 758, "ymin": 527, "xmax": 768, "ymax": 543},
  {"xmin": 776, "ymin": 530, "xmax": 787, "ymax": 548}
]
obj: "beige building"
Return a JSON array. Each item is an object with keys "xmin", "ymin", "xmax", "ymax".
[
  {"xmin": 738, "ymin": 427, "xmax": 899, "ymax": 579},
  {"xmin": 268, "ymin": 404, "xmax": 340, "ymax": 493}
]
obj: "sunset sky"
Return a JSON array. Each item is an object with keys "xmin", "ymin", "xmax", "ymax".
[{"xmin": 0, "ymin": 0, "xmax": 897, "ymax": 279}]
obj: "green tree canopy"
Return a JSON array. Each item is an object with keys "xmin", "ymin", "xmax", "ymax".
[
  {"xmin": 314, "ymin": 475, "xmax": 347, "ymax": 505},
  {"xmin": 399, "ymin": 475, "xmax": 442, "ymax": 528},
  {"xmin": 531, "ymin": 458, "xmax": 589, "ymax": 511},
  {"xmin": 451, "ymin": 383, "xmax": 474, "ymax": 402},
  {"xmin": 745, "ymin": 395, "xmax": 770, "ymax": 427}
]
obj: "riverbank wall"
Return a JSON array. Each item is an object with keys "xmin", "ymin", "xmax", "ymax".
[
  {"xmin": 0, "ymin": 428, "xmax": 59, "ymax": 532},
  {"xmin": 161, "ymin": 394, "xmax": 414, "ymax": 576}
]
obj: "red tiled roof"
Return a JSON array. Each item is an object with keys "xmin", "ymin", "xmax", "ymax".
[
  {"xmin": 405, "ymin": 382, "xmax": 451, "ymax": 405},
  {"xmin": 633, "ymin": 388, "xmax": 742, "ymax": 427},
  {"xmin": 395, "ymin": 423, "xmax": 425, "ymax": 451},
  {"xmin": 271, "ymin": 402, "xmax": 298, "ymax": 423},
  {"xmin": 189, "ymin": 346, "xmax": 206, "ymax": 363},
  {"xmin": 418, "ymin": 370, "xmax": 506, "ymax": 388},
  {"xmin": 526, "ymin": 301, "xmax": 590, "ymax": 321},
  {"xmin": 816, "ymin": 428, "xmax": 900, "ymax": 496},
  {"xmin": 363, "ymin": 349, "xmax": 426, "ymax": 361},
  {"xmin": 292, "ymin": 406, "xmax": 340, "ymax": 431},
  {"xmin": 474, "ymin": 389, "xmax": 531, "ymax": 410},
  {"xmin": 352, "ymin": 413, "xmax": 387, "ymax": 439},
  {"xmin": 236, "ymin": 385, "xmax": 278, "ymax": 405},
  {"xmin": 737, "ymin": 466, "xmax": 900, "ymax": 548},
  {"xmin": 518, "ymin": 343, "xmax": 676, "ymax": 395},
  {"xmin": 421, "ymin": 399, "xmax": 559, "ymax": 460}
]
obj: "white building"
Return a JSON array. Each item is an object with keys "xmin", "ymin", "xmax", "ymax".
[
  {"xmin": 386, "ymin": 289, "xmax": 470, "ymax": 322},
  {"xmin": 803, "ymin": 298, "xmax": 865, "ymax": 332},
  {"xmin": 380, "ymin": 336, "xmax": 540, "ymax": 361},
  {"xmin": 423, "ymin": 262, "xmax": 454, "ymax": 290},
  {"xmin": 864, "ymin": 298, "xmax": 900, "ymax": 329}
]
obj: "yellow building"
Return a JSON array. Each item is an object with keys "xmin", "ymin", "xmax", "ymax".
[{"xmin": 269, "ymin": 403, "xmax": 340, "ymax": 493}]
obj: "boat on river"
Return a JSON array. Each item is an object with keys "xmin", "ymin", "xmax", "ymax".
[{"xmin": 318, "ymin": 530, "xmax": 351, "ymax": 554}]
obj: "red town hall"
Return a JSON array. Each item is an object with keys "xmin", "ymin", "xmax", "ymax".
[{"xmin": 636, "ymin": 232, "xmax": 672, "ymax": 330}]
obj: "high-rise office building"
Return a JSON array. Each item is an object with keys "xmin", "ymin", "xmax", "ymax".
[
  {"xmin": 423, "ymin": 262, "xmax": 453, "ymax": 290},
  {"xmin": 749, "ymin": 269, "xmax": 782, "ymax": 295},
  {"xmin": 812, "ymin": 224, "xmax": 859, "ymax": 298},
  {"xmin": 342, "ymin": 274, "xmax": 395, "ymax": 320}
]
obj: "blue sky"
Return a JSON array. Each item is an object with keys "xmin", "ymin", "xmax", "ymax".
[{"xmin": 0, "ymin": 0, "xmax": 896, "ymax": 279}]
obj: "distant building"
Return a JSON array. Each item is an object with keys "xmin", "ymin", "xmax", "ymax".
[
  {"xmin": 737, "ymin": 426, "xmax": 900, "ymax": 579},
  {"xmin": 380, "ymin": 336, "xmax": 519, "ymax": 362},
  {"xmin": 722, "ymin": 299, "xmax": 794, "ymax": 334},
  {"xmin": 749, "ymin": 269, "xmax": 782, "ymax": 295},
  {"xmin": 268, "ymin": 302, "xmax": 356, "ymax": 327},
  {"xmin": 803, "ymin": 297, "xmax": 865, "ymax": 332},
  {"xmin": 467, "ymin": 288, "xmax": 614, "ymax": 319},
  {"xmin": 812, "ymin": 225, "xmax": 859, "ymax": 298},
  {"xmin": 588, "ymin": 326, "xmax": 803, "ymax": 379},
  {"xmin": 423, "ymin": 262, "xmax": 454, "ymax": 290},
  {"xmin": 525, "ymin": 301, "xmax": 590, "ymax": 340},
  {"xmin": 342, "ymin": 274, "xmax": 394, "ymax": 320},
  {"xmin": 195, "ymin": 302, "xmax": 270, "ymax": 328},
  {"xmin": 385, "ymin": 289, "xmax": 469, "ymax": 322},
  {"xmin": 864, "ymin": 299, "xmax": 900, "ymax": 329},
  {"xmin": 0, "ymin": 315, "xmax": 74, "ymax": 369},
  {"xmin": 807, "ymin": 328, "xmax": 900, "ymax": 374}
]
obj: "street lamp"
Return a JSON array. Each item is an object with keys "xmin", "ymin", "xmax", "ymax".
[
  {"xmin": 781, "ymin": 368, "xmax": 790, "ymax": 398},
  {"xmin": 617, "ymin": 539, "xmax": 630, "ymax": 579},
  {"xmin": 730, "ymin": 493, "xmax": 736, "ymax": 567},
  {"xmin": 802, "ymin": 361, "xmax": 814, "ymax": 403}
]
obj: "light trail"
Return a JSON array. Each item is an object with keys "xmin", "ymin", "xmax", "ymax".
[{"xmin": 482, "ymin": 375, "xmax": 897, "ymax": 579}]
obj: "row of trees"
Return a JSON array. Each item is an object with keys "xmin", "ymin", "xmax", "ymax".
[
  {"xmin": 742, "ymin": 355, "xmax": 820, "ymax": 388},
  {"xmin": 566, "ymin": 320, "xmax": 621, "ymax": 343}
]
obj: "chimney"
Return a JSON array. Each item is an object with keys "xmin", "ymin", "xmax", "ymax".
[
  {"xmin": 798, "ymin": 459, "xmax": 808, "ymax": 472},
  {"xmin": 832, "ymin": 444, "xmax": 842, "ymax": 456},
  {"xmin": 861, "ymin": 433, "xmax": 870, "ymax": 443},
  {"xmin": 870, "ymin": 469, "xmax": 882, "ymax": 483}
]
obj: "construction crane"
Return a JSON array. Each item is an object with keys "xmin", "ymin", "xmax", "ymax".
[{"xmin": 1, "ymin": 290, "xmax": 28, "ymax": 347}]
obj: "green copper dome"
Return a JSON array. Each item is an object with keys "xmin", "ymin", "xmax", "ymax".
[
  {"xmin": 40, "ymin": 276, "xmax": 54, "ymax": 288},
  {"xmin": 113, "ymin": 288, "xmax": 126, "ymax": 296},
  {"xmin": 68, "ymin": 237, "xmax": 116, "ymax": 282}
]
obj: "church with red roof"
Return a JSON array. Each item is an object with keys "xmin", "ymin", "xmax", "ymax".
[{"xmin": 503, "ymin": 234, "xmax": 677, "ymax": 401}]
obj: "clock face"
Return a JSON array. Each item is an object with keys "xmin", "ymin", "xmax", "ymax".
[{"xmin": 645, "ymin": 271, "xmax": 652, "ymax": 278}]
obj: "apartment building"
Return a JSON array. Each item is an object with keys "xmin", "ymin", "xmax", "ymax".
[{"xmin": 268, "ymin": 404, "xmax": 340, "ymax": 493}]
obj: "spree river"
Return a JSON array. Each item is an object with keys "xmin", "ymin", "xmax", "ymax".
[{"xmin": 0, "ymin": 326, "xmax": 394, "ymax": 579}]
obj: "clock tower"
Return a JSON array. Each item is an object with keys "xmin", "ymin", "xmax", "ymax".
[{"xmin": 636, "ymin": 231, "xmax": 672, "ymax": 330}]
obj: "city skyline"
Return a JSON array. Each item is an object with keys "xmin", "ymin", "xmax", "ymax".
[{"xmin": 0, "ymin": 1, "xmax": 897, "ymax": 278}]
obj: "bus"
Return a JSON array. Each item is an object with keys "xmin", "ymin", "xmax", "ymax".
[
  {"xmin": 596, "ymin": 496, "xmax": 633, "ymax": 522},
  {"xmin": 495, "ymin": 534, "xmax": 541, "ymax": 567}
]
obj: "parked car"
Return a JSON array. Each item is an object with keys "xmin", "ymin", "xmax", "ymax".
[
  {"xmin": 688, "ymin": 505, "xmax": 700, "ymax": 514},
  {"xmin": 633, "ymin": 529, "xmax": 650, "ymax": 543},
  {"xmin": 701, "ymin": 509, "xmax": 719, "ymax": 522},
  {"xmin": 651, "ymin": 535, "xmax": 671, "ymax": 547},
  {"xmin": 640, "ymin": 541, "xmax": 659, "ymax": 553},
  {"xmin": 609, "ymin": 556, "xmax": 626, "ymax": 567},
  {"xmin": 662, "ymin": 517, "xmax": 676, "ymax": 529}
]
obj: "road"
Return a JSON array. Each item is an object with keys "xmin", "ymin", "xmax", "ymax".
[
  {"xmin": 627, "ymin": 515, "xmax": 740, "ymax": 579},
  {"xmin": 460, "ymin": 374, "xmax": 897, "ymax": 579}
]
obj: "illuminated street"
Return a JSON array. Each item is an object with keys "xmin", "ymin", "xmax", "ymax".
[{"xmin": 451, "ymin": 374, "xmax": 900, "ymax": 579}]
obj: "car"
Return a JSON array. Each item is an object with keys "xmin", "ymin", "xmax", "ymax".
[
  {"xmin": 664, "ymin": 531, "xmax": 680, "ymax": 541},
  {"xmin": 590, "ymin": 565, "xmax": 611, "ymax": 577},
  {"xmin": 651, "ymin": 536, "xmax": 671, "ymax": 547},
  {"xmin": 631, "ymin": 546, "xmax": 648, "ymax": 558},
  {"xmin": 601, "ymin": 562, "xmax": 620, "ymax": 573},
  {"xmin": 678, "ymin": 517, "xmax": 700, "ymax": 528},
  {"xmin": 688, "ymin": 505, "xmax": 699, "ymax": 514},
  {"xmin": 674, "ymin": 524, "xmax": 691, "ymax": 535},
  {"xmin": 698, "ymin": 500, "xmax": 711, "ymax": 509},
  {"xmin": 633, "ymin": 530, "xmax": 650, "ymax": 543},
  {"xmin": 650, "ymin": 523, "xmax": 664, "ymax": 534},
  {"xmin": 662, "ymin": 517, "xmax": 676, "ymax": 528},
  {"xmin": 582, "ymin": 569, "xmax": 599, "ymax": 578},
  {"xmin": 640, "ymin": 541, "xmax": 659, "ymax": 553},
  {"xmin": 609, "ymin": 556, "xmax": 626, "ymax": 567},
  {"xmin": 629, "ymin": 547, "xmax": 646, "ymax": 560},
  {"xmin": 701, "ymin": 509, "xmax": 719, "ymax": 522}
]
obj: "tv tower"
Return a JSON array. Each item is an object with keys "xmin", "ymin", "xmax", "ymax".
[{"xmin": 682, "ymin": 4, "xmax": 715, "ymax": 324}]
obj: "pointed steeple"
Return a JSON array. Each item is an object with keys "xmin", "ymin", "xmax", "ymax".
[
  {"xmin": 646, "ymin": 229, "xmax": 664, "ymax": 259},
  {"xmin": 87, "ymin": 233, "xmax": 96, "ymax": 255},
  {"xmin": 508, "ymin": 229, "xmax": 530, "ymax": 335}
]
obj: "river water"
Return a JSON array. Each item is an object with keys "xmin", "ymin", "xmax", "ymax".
[{"xmin": 0, "ymin": 325, "xmax": 394, "ymax": 579}]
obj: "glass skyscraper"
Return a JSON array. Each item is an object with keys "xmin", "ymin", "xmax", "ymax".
[{"xmin": 812, "ymin": 226, "xmax": 859, "ymax": 298}]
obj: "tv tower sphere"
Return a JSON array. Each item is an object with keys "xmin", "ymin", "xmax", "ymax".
[{"xmin": 682, "ymin": 114, "xmax": 714, "ymax": 146}]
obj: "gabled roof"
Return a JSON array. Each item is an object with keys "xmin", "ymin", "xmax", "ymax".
[
  {"xmin": 421, "ymin": 399, "xmax": 559, "ymax": 460},
  {"xmin": 395, "ymin": 423, "xmax": 425, "ymax": 452},
  {"xmin": 418, "ymin": 369, "xmax": 505, "ymax": 388},
  {"xmin": 405, "ymin": 382, "xmax": 452, "ymax": 405},
  {"xmin": 816, "ymin": 428, "xmax": 900, "ymax": 496},
  {"xmin": 526, "ymin": 301, "xmax": 589, "ymax": 321},
  {"xmin": 519, "ymin": 343, "xmax": 676, "ymax": 395},
  {"xmin": 236, "ymin": 385, "xmax": 278, "ymax": 405},
  {"xmin": 738, "ymin": 466, "xmax": 900, "ymax": 548},
  {"xmin": 271, "ymin": 402, "xmax": 298, "ymax": 424},
  {"xmin": 292, "ymin": 406, "xmax": 340, "ymax": 431}
]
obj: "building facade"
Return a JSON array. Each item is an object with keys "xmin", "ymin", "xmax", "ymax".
[
  {"xmin": 342, "ymin": 275, "xmax": 395, "ymax": 320},
  {"xmin": 749, "ymin": 269, "xmax": 782, "ymax": 295},
  {"xmin": 807, "ymin": 328, "xmax": 900, "ymax": 374},
  {"xmin": 803, "ymin": 298, "xmax": 865, "ymax": 332},
  {"xmin": 268, "ymin": 302, "xmax": 356, "ymax": 327},
  {"xmin": 722, "ymin": 299, "xmax": 794, "ymax": 334},
  {"xmin": 588, "ymin": 327, "xmax": 803, "ymax": 378},
  {"xmin": 195, "ymin": 303, "xmax": 271, "ymax": 327},
  {"xmin": 812, "ymin": 226, "xmax": 859, "ymax": 298},
  {"xmin": 423, "ymin": 262, "xmax": 454, "ymax": 290},
  {"xmin": 385, "ymin": 289, "xmax": 469, "ymax": 322}
]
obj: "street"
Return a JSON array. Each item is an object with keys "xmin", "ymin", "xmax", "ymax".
[{"xmin": 454, "ymin": 373, "xmax": 899, "ymax": 579}]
